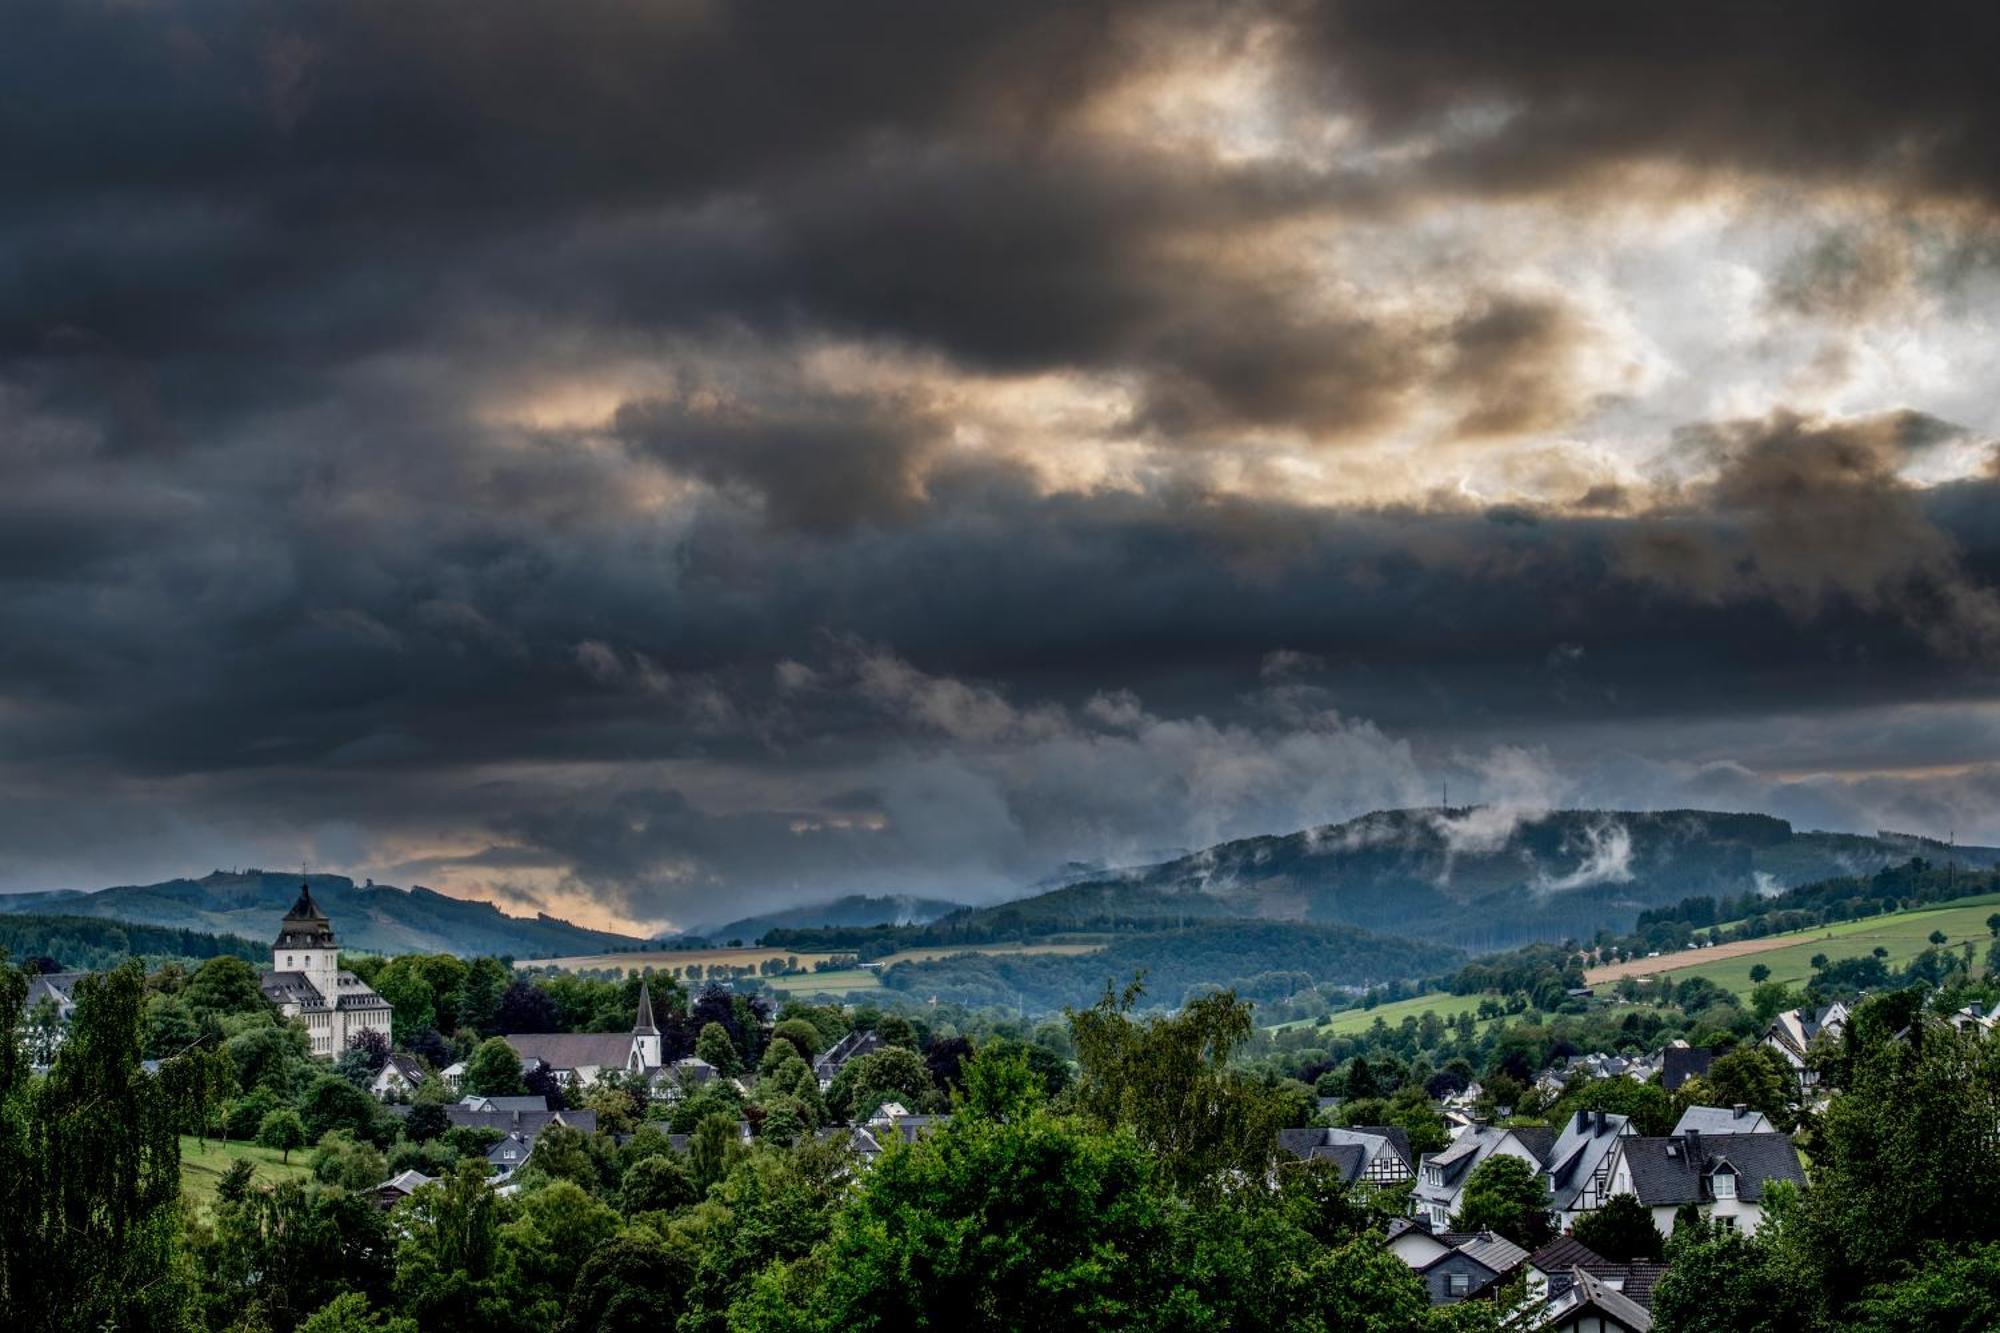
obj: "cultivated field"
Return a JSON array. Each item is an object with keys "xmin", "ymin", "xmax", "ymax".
[
  {"xmin": 1585, "ymin": 891, "xmax": 2000, "ymax": 994},
  {"xmin": 180, "ymin": 1135, "xmax": 313, "ymax": 1209},
  {"xmin": 516, "ymin": 939, "xmax": 1111, "ymax": 994}
]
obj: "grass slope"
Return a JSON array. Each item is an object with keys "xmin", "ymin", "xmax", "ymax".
[
  {"xmin": 179, "ymin": 1135, "xmax": 314, "ymax": 1209},
  {"xmin": 1602, "ymin": 892, "xmax": 2000, "ymax": 995}
]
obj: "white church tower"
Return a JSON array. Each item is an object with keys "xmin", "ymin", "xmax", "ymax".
[
  {"xmin": 274, "ymin": 880, "xmax": 340, "ymax": 1001},
  {"xmin": 262, "ymin": 878, "xmax": 393, "ymax": 1057},
  {"xmin": 632, "ymin": 980, "xmax": 662, "ymax": 1069}
]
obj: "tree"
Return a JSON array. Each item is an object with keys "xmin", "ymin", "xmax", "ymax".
[
  {"xmin": 463, "ymin": 1036, "xmax": 529, "ymax": 1097},
  {"xmin": 297, "ymin": 1292, "xmax": 418, "ymax": 1333},
  {"xmin": 1688, "ymin": 1044, "xmax": 1795, "ymax": 1131},
  {"xmin": 620, "ymin": 1153, "xmax": 697, "ymax": 1215},
  {"xmin": 825, "ymin": 1045, "xmax": 937, "ymax": 1122},
  {"xmin": 562, "ymin": 1233, "xmax": 692, "ymax": 1333},
  {"xmin": 498, "ymin": 1178, "xmax": 622, "ymax": 1323},
  {"xmin": 301, "ymin": 1072, "xmax": 382, "ymax": 1143},
  {"xmin": 770, "ymin": 1017, "xmax": 823, "ymax": 1063},
  {"xmin": 1987, "ymin": 913, "xmax": 2000, "ymax": 939},
  {"xmin": 1570, "ymin": 1192, "xmax": 1664, "ymax": 1261},
  {"xmin": 0, "ymin": 960, "xmax": 195, "ymax": 1328},
  {"xmin": 518, "ymin": 1123, "xmax": 602, "ymax": 1192},
  {"xmin": 258, "ymin": 1107, "xmax": 309, "ymax": 1163},
  {"xmin": 406, "ymin": 1099, "xmax": 450, "ymax": 1143},
  {"xmin": 1067, "ymin": 984, "xmax": 1287, "ymax": 1194},
  {"xmin": 696, "ymin": 1021, "xmax": 741, "ymax": 1076},
  {"xmin": 1453, "ymin": 1154, "xmax": 1553, "ymax": 1249},
  {"xmin": 186, "ymin": 954, "xmax": 270, "ymax": 1016},
  {"xmin": 689, "ymin": 1111, "xmax": 744, "ymax": 1193},
  {"xmin": 1846, "ymin": 1241, "xmax": 2000, "ymax": 1333},
  {"xmin": 394, "ymin": 1160, "xmax": 506, "ymax": 1326},
  {"xmin": 1748, "ymin": 963, "xmax": 1771, "ymax": 984},
  {"xmin": 1930, "ymin": 929, "xmax": 1950, "ymax": 946},
  {"xmin": 1811, "ymin": 954, "xmax": 1830, "ymax": 971},
  {"xmin": 312, "ymin": 1130, "xmax": 389, "ymax": 1191}
]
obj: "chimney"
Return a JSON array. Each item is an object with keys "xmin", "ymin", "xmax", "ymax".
[
  {"xmin": 1575, "ymin": 1110, "xmax": 1589, "ymax": 1134},
  {"xmin": 1595, "ymin": 1109, "xmax": 1607, "ymax": 1134},
  {"xmin": 1732, "ymin": 1104, "xmax": 1748, "ymax": 1120},
  {"xmin": 1684, "ymin": 1128, "xmax": 1701, "ymax": 1160}
]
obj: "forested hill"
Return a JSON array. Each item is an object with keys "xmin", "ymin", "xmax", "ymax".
[
  {"xmin": 0, "ymin": 870, "xmax": 638, "ymax": 958},
  {"xmin": 697, "ymin": 893, "xmax": 967, "ymax": 944},
  {"xmin": 0, "ymin": 914, "xmax": 263, "ymax": 972},
  {"xmin": 951, "ymin": 809, "xmax": 2000, "ymax": 952}
]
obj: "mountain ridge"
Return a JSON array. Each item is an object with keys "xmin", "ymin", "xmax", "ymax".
[
  {"xmin": 0, "ymin": 870, "xmax": 638, "ymax": 958},
  {"xmin": 953, "ymin": 807, "xmax": 2000, "ymax": 951}
]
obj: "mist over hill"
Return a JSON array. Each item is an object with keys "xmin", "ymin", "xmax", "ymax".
[
  {"xmin": 952, "ymin": 808, "xmax": 2000, "ymax": 951},
  {"xmin": 0, "ymin": 870, "xmax": 637, "ymax": 958},
  {"xmin": 693, "ymin": 893, "xmax": 968, "ymax": 944}
]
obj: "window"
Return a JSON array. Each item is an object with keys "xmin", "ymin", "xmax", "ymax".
[
  {"xmin": 1447, "ymin": 1273, "xmax": 1471, "ymax": 1296},
  {"xmin": 1713, "ymin": 1171, "xmax": 1737, "ymax": 1200}
]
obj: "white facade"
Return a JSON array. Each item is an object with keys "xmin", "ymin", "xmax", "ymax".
[{"xmin": 259, "ymin": 882, "xmax": 393, "ymax": 1058}]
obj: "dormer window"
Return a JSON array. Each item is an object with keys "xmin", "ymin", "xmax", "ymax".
[{"xmin": 1713, "ymin": 1169, "xmax": 1737, "ymax": 1200}]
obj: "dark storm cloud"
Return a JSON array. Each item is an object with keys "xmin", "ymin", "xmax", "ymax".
[
  {"xmin": 5, "ymin": 1, "xmax": 2000, "ymax": 917},
  {"xmin": 1300, "ymin": 0, "xmax": 2000, "ymax": 201}
]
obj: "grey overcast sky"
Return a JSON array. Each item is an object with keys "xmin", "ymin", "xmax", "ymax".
[{"xmin": 4, "ymin": 1, "xmax": 2000, "ymax": 931}]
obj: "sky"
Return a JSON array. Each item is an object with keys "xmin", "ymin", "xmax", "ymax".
[{"xmin": 4, "ymin": 1, "xmax": 2000, "ymax": 934}]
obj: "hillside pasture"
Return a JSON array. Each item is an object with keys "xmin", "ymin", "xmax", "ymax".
[
  {"xmin": 180, "ymin": 1135, "xmax": 314, "ymax": 1209},
  {"xmin": 1587, "ymin": 892, "xmax": 2000, "ymax": 994}
]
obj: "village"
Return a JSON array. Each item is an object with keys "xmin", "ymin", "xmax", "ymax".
[{"xmin": 21, "ymin": 882, "xmax": 1927, "ymax": 1333}]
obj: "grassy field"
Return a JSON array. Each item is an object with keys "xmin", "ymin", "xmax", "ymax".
[
  {"xmin": 519, "ymin": 939, "xmax": 1111, "ymax": 995},
  {"xmin": 179, "ymin": 1135, "xmax": 314, "ymax": 1209},
  {"xmin": 1590, "ymin": 891, "xmax": 2000, "ymax": 995},
  {"xmin": 1267, "ymin": 990, "xmax": 1495, "ymax": 1035}
]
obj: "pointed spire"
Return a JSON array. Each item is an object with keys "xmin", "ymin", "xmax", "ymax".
[{"xmin": 633, "ymin": 980, "xmax": 659, "ymax": 1036}]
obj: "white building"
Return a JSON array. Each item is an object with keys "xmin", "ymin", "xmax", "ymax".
[
  {"xmin": 1596, "ymin": 1130, "xmax": 1807, "ymax": 1237},
  {"xmin": 259, "ymin": 881, "xmax": 393, "ymax": 1058}
]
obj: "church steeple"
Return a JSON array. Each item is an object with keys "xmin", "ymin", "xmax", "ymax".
[
  {"xmin": 632, "ymin": 980, "xmax": 661, "ymax": 1069},
  {"xmin": 274, "ymin": 878, "xmax": 336, "ymax": 951}
]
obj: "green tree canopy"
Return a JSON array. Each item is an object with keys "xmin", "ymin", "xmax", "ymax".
[
  {"xmin": 463, "ymin": 1036, "xmax": 529, "ymax": 1097},
  {"xmin": 1452, "ymin": 1154, "xmax": 1553, "ymax": 1249}
]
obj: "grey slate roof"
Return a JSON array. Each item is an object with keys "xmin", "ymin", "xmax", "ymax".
[
  {"xmin": 1446, "ymin": 1230, "xmax": 1530, "ymax": 1276},
  {"xmin": 502, "ymin": 1031, "xmax": 635, "ymax": 1071},
  {"xmin": 1528, "ymin": 1235, "xmax": 1617, "ymax": 1278},
  {"xmin": 1350, "ymin": 1124, "xmax": 1414, "ymax": 1169},
  {"xmin": 1546, "ymin": 1110, "xmax": 1630, "ymax": 1211},
  {"xmin": 1554, "ymin": 1267, "xmax": 1654, "ymax": 1331},
  {"xmin": 812, "ymin": 1028, "xmax": 886, "ymax": 1082},
  {"xmin": 1617, "ymin": 1132, "xmax": 1805, "ymax": 1206},
  {"xmin": 1671, "ymin": 1104, "xmax": 1773, "ymax": 1136},
  {"xmin": 1662, "ymin": 1045, "xmax": 1714, "ymax": 1093},
  {"xmin": 445, "ymin": 1106, "xmax": 597, "ymax": 1137},
  {"xmin": 458, "ymin": 1094, "xmax": 551, "ymax": 1112}
]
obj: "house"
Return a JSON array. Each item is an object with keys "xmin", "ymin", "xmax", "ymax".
[
  {"xmin": 488, "ymin": 1131, "xmax": 535, "ymax": 1177},
  {"xmin": 1661, "ymin": 1043, "xmax": 1714, "ymax": 1094},
  {"xmin": 502, "ymin": 981, "xmax": 665, "ymax": 1088},
  {"xmin": 1764, "ymin": 1002, "xmax": 1849, "ymax": 1086},
  {"xmin": 24, "ymin": 971, "xmax": 84, "ymax": 1023},
  {"xmin": 1413, "ymin": 1124, "xmax": 1555, "ymax": 1231},
  {"xmin": 1598, "ymin": 1129, "xmax": 1807, "ymax": 1236},
  {"xmin": 847, "ymin": 1107, "xmax": 949, "ymax": 1161},
  {"xmin": 456, "ymin": 1094, "xmax": 551, "ymax": 1113},
  {"xmin": 1949, "ymin": 1001, "xmax": 2000, "ymax": 1035},
  {"xmin": 1537, "ymin": 1266, "xmax": 1655, "ymax": 1333},
  {"xmin": 1276, "ymin": 1124, "xmax": 1415, "ymax": 1187},
  {"xmin": 1545, "ymin": 1110, "xmax": 1635, "ymax": 1231},
  {"xmin": 372, "ymin": 1169, "xmax": 434, "ymax": 1209},
  {"xmin": 649, "ymin": 1055, "xmax": 724, "ymax": 1101},
  {"xmin": 1524, "ymin": 1236, "xmax": 1665, "ymax": 1314},
  {"xmin": 812, "ymin": 1028, "xmax": 886, "ymax": 1091},
  {"xmin": 1671, "ymin": 1104, "xmax": 1773, "ymax": 1136},
  {"xmin": 439, "ymin": 1060, "xmax": 467, "ymax": 1087},
  {"xmin": 1386, "ymin": 1218, "xmax": 1453, "ymax": 1268},
  {"xmin": 1408, "ymin": 1230, "xmax": 1531, "ymax": 1304},
  {"xmin": 259, "ymin": 882, "xmax": 394, "ymax": 1058},
  {"xmin": 445, "ymin": 1105, "xmax": 597, "ymax": 1144},
  {"xmin": 370, "ymin": 1054, "xmax": 428, "ymax": 1100}
]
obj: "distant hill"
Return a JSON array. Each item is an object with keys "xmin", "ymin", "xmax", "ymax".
[
  {"xmin": 0, "ymin": 870, "xmax": 638, "ymax": 959},
  {"xmin": 0, "ymin": 914, "xmax": 264, "ymax": 972},
  {"xmin": 951, "ymin": 809, "xmax": 2000, "ymax": 952},
  {"xmin": 698, "ymin": 893, "xmax": 968, "ymax": 944}
]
